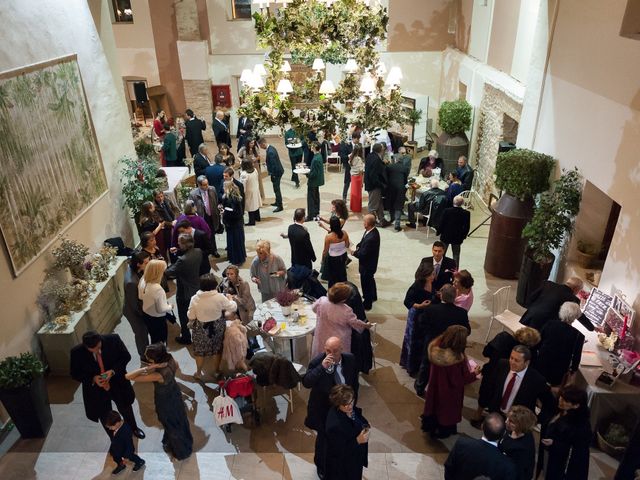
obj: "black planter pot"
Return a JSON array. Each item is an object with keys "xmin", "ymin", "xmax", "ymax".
[
  {"xmin": 0, "ymin": 376, "xmax": 52, "ymax": 438},
  {"xmin": 436, "ymin": 132, "xmax": 469, "ymax": 176},
  {"xmin": 516, "ymin": 253, "xmax": 555, "ymax": 307}
]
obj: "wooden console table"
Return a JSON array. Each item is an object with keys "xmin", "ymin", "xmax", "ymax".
[{"xmin": 37, "ymin": 257, "xmax": 128, "ymax": 375}]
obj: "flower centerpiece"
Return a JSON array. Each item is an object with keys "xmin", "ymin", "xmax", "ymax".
[
  {"xmin": 276, "ymin": 289, "xmax": 299, "ymax": 316},
  {"xmin": 50, "ymin": 238, "xmax": 90, "ymax": 279}
]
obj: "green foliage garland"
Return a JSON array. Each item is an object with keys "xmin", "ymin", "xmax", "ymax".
[
  {"xmin": 438, "ymin": 100, "xmax": 472, "ymax": 135},
  {"xmin": 239, "ymin": 0, "xmax": 408, "ymax": 137},
  {"xmin": 0, "ymin": 353, "xmax": 45, "ymax": 390},
  {"xmin": 522, "ymin": 168, "xmax": 583, "ymax": 264},
  {"xmin": 494, "ymin": 149, "xmax": 556, "ymax": 200}
]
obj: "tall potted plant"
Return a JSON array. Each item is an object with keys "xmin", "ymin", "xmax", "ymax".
[
  {"xmin": 436, "ymin": 99, "xmax": 472, "ymax": 174},
  {"xmin": 118, "ymin": 153, "xmax": 163, "ymax": 224},
  {"xmin": 484, "ymin": 149, "xmax": 556, "ymax": 279},
  {"xmin": 0, "ymin": 353, "xmax": 52, "ymax": 438},
  {"xmin": 517, "ymin": 168, "xmax": 582, "ymax": 305}
]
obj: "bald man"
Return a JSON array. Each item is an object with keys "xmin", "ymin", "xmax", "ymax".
[
  {"xmin": 302, "ymin": 337, "xmax": 359, "ymax": 478},
  {"xmin": 519, "ymin": 277, "xmax": 594, "ymax": 331},
  {"xmin": 352, "ymin": 214, "xmax": 380, "ymax": 310}
]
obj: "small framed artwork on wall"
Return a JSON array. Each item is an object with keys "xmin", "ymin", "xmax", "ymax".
[{"xmin": 212, "ymin": 85, "xmax": 232, "ymax": 109}]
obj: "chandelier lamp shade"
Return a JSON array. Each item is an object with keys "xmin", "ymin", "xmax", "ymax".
[{"xmin": 238, "ymin": 0, "xmax": 408, "ymax": 137}]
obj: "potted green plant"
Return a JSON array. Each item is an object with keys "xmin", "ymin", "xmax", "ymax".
[
  {"xmin": 436, "ymin": 99, "xmax": 472, "ymax": 173},
  {"xmin": 597, "ymin": 422, "xmax": 630, "ymax": 458},
  {"xmin": 118, "ymin": 154, "xmax": 163, "ymax": 222},
  {"xmin": 484, "ymin": 149, "xmax": 556, "ymax": 279},
  {"xmin": 406, "ymin": 108, "xmax": 422, "ymax": 143},
  {"xmin": 0, "ymin": 353, "xmax": 52, "ymax": 438},
  {"xmin": 575, "ymin": 240, "xmax": 600, "ymax": 268},
  {"xmin": 517, "ymin": 168, "xmax": 582, "ymax": 305}
]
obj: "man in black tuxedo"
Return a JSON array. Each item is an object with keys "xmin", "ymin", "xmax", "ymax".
[
  {"xmin": 175, "ymin": 220, "xmax": 211, "ymax": 275},
  {"xmin": 188, "ymin": 176, "xmax": 221, "ymax": 257},
  {"xmin": 445, "ymin": 413, "xmax": 516, "ymax": 480},
  {"xmin": 483, "ymin": 345, "xmax": 555, "ymax": 426},
  {"xmin": 413, "ymin": 285, "xmax": 471, "ymax": 393},
  {"xmin": 236, "ymin": 115, "xmax": 248, "ymax": 139},
  {"xmin": 364, "ymin": 142, "xmax": 389, "ymax": 226},
  {"xmin": 439, "ymin": 195, "xmax": 471, "ymax": 267},
  {"xmin": 193, "ymin": 143, "xmax": 212, "ymax": 178},
  {"xmin": 338, "ymin": 135, "xmax": 354, "ymax": 201},
  {"xmin": 519, "ymin": 277, "xmax": 594, "ymax": 331},
  {"xmin": 165, "ymin": 234, "xmax": 202, "ymax": 345},
  {"xmin": 352, "ymin": 214, "xmax": 380, "ymax": 311},
  {"xmin": 303, "ymin": 336, "xmax": 359, "ymax": 479},
  {"xmin": 212, "ymin": 110, "xmax": 232, "ymax": 148},
  {"xmin": 123, "ymin": 251, "xmax": 150, "ymax": 360},
  {"xmin": 70, "ymin": 331, "xmax": 145, "ymax": 439},
  {"xmin": 258, "ymin": 136, "xmax": 285, "ymax": 212},
  {"xmin": 415, "ymin": 241, "xmax": 457, "ymax": 291},
  {"xmin": 282, "ymin": 208, "xmax": 316, "ymax": 269},
  {"xmin": 184, "ymin": 108, "xmax": 205, "ymax": 157}
]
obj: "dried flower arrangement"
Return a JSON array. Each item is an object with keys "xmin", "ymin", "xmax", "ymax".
[
  {"xmin": 275, "ymin": 289, "xmax": 299, "ymax": 307},
  {"xmin": 50, "ymin": 238, "xmax": 90, "ymax": 279}
]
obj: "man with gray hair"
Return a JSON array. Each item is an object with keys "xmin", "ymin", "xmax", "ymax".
[
  {"xmin": 193, "ymin": 143, "xmax": 212, "ymax": 178},
  {"xmin": 212, "ymin": 110, "xmax": 232, "ymax": 148},
  {"xmin": 188, "ymin": 175, "xmax": 221, "ymax": 257},
  {"xmin": 165, "ymin": 233, "xmax": 202, "ymax": 345},
  {"xmin": 438, "ymin": 194, "xmax": 471, "ymax": 266},
  {"xmin": 520, "ymin": 276, "xmax": 594, "ymax": 331},
  {"xmin": 533, "ymin": 301, "xmax": 585, "ymax": 386},
  {"xmin": 406, "ymin": 178, "xmax": 447, "ymax": 231}
]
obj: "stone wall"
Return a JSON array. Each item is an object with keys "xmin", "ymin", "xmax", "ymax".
[
  {"xmin": 175, "ymin": 0, "xmax": 200, "ymax": 41},
  {"xmin": 183, "ymin": 79, "xmax": 214, "ymax": 142},
  {"xmin": 473, "ymin": 83, "xmax": 522, "ymax": 202}
]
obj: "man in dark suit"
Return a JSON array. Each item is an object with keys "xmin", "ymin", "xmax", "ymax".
[
  {"xmin": 445, "ymin": 413, "xmax": 516, "ymax": 480},
  {"xmin": 519, "ymin": 277, "xmax": 594, "ymax": 331},
  {"xmin": 415, "ymin": 241, "xmax": 457, "ymax": 291},
  {"xmin": 205, "ymin": 157, "xmax": 226, "ymax": 202},
  {"xmin": 338, "ymin": 135, "xmax": 354, "ymax": 201},
  {"xmin": 70, "ymin": 331, "xmax": 145, "ymax": 439},
  {"xmin": 188, "ymin": 176, "xmax": 221, "ymax": 257},
  {"xmin": 175, "ymin": 220, "xmax": 211, "ymax": 275},
  {"xmin": 105, "ymin": 411, "xmax": 145, "ymax": 475},
  {"xmin": 193, "ymin": 143, "xmax": 212, "ymax": 178},
  {"xmin": 184, "ymin": 108, "xmax": 205, "ymax": 157},
  {"xmin": 352, "ymin": 214, "xmax": 380, "ymax": 310},
  {"xmin": 236, "ymin": 115, "xmax": 248, "ymax": 139},
  {"xmin": 282, "ymin": 208, "xmax": 316, "ymax": 269},
  {"xmin": 303, "ymin": 336, "xmax": 359, "ymax": 479},
  {"xmin": 364, "ymin": 142, "xmax": 389, "ymax": 226},
  {"xmin": 413, "ymin": 285, "xmax": 471, "ymax": 393},
  {"xmin": 165, "ymin": 233, "xmax": 202, "ymax": 345},
  {"xmin": 212, "ymin": 110, "xmax": 232, "ymax": 148},
  {"xmin": 258, "ymin": 137, "xmax": 284, "ymax": 212},
  {"xmin": 439, "ymin": 195, "xmax": 471, "ymax": 267},
  {"xmin": 386, "ymin": 154, "xmax": 410, "ymax": 231},
  {"xmin": 456, "ymin": 155, "xmax": 474, "ymax": 191},
  {"xmin": 123, "ymin": 251, "xmax": 150, "ymax": 360},
  {"xmin": 483, "ymin": 345, "xmax": 555, "ymax": 426}
]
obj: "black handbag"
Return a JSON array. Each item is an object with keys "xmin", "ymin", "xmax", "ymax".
[
  {"xmin": 165, "ymin": 309, "xmax": 177, "ymax": 324},
  {"xmin": 216, "ymin": 223, "xmax": 225, "ymax": 234}
]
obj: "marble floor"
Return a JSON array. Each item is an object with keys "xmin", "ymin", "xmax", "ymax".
[{"xmin": 0, "ymin": 138, "xmax": 620, "ymax": 479}]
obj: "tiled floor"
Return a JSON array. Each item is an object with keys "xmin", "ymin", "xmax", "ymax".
[{"xmin": 0, "ymin": 138, "xmax": 620, "ymax": 478}]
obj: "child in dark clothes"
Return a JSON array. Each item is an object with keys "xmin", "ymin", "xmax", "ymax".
[{"xmin": 105, "ymin": 410, "xmax": 145, "ymax": 475}]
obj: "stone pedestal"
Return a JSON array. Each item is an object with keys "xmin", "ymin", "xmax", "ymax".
[{"xmin": 183, "ymin": 79, "xmax": 214, "ymax": 142}]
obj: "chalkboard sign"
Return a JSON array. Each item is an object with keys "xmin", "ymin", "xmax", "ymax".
[{"xmin": 583, "ymin": 288, "xmax": 613, "ymax": 327}]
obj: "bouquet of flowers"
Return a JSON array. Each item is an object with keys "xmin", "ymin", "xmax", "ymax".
[{"xmin": 275, "ymin": 289, "xmax": 298, "ymax": 307}]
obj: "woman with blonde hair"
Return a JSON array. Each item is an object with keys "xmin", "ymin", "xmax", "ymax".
[
  {"xmin": 501, "ymin": 405, "xmax": 537, "ymax": 480},
  {"xmin": 421, "ymin": 325, "xmax": 477, "ymax": 438},
  {"xmin": 249, "ymin": 240, "xmax": 286, "ymax": 302},
  {"xmin": 311, "ymin": 282, "xmax": 370, "ymax": 358},
  {"xmin": 222, "ymin": 180, "xmax": 246, "ymax": 265},
  {"xmin": 138, "ymin": 259, "xmax": 173, "ymax": 344}
]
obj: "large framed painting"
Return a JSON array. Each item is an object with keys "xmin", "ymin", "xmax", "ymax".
[{"xmin": 0, "ymin": 54, "xmax": 108, "ymax": 276}]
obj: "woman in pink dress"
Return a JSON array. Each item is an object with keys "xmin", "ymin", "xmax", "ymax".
[
  {"xmin": 311, "ymin": 282, "xmax": 371, "ymax": 357},
  {"xmin": 453, "ymin": 269, "xmax": 474, "ymax": 311}
]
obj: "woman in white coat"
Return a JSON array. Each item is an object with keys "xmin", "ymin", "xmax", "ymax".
[{"xmin": 240, "ymin": 159, "xmax": 262, "ymax": 226}]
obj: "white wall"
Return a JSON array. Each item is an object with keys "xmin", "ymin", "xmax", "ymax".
[
  {"xmin": 468, "ymin": 0, "xmax": 494, "ymax": 62},
  {"xmin": 510, "ymin": 0, "xmax": 541, "ymax": 82},
  {"xmin": 522, "ymin": 0, "xmax": 640, "ymax": 312},
  {"xmin": 0, "ymin": 0, "xmax": 135, "ymax": 358}
]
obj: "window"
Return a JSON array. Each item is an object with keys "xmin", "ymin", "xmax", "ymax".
[
  {"xmin": 112, "ymin": 0, "xmax": 133, "ymax": 23},
  {"xmin": 232, "ymin": 0, "xmax": 252, "ymax": 20}
]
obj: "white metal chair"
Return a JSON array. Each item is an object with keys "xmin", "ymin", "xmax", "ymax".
[
  {"xmin": 326, "ymin": 153, "xmax": 342, "ymax": 172},
  {"xmin": 485, "ymin": 286, "xmax": 523, "ymax": 343},
  {"xmin": 460, "ymin": 190, "xmax": 473, "ymax": 210},
  {"xmin": 415, "ymin": 201, "xmax": 433, "ymax": 238}
]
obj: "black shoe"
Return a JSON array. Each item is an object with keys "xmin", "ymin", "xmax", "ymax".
[
  {"xmin": 379, "ymin": 220, "xmax": 391, "ymax": 228},
  {"xmin": 175, "ymin": 336, "xmax": 192, "ymax": 345},
  {"xmin": 405, "ymin": 222, "xmax": 417, "ymax": 228},
  {"xmin": 133, "ymin": 428, "xmax": 146, "ymax": 439},
  {"xmin": 270, "ymin": 202, "xmax": 278, "ymax": 206},
  {"xmin": 245, "ymin": 223, "xmax": 255, "ymax": 226},
  {"xmin": 212, "ymin": 250, "xmax": 221, "ymax": 258},
  {"xmin": 469, "ymin": 418, "xmax": 483, "ymax": 430},
  {"xmin": 112, "ymin": 464, "xmax": 126, "ymax": 476},
  {"xmin": 295, "ymin": 183, "xmax": 300, "ymax": 188},
  {"xmin": 305, "ymin": 217, "xmax": 314, "ymax": 222},
  {"xmin": 394, "ymin": 226, "xmax": 402, "ymax": 232},
  {"xmin": 133, "ymin": 459, "xmax": 146, "ymax": 471},
  {"xmin": 273, "ymin": 207, "xmax": 283, "ymax": 212},
  {"xmin": 364, "ymin": 304, "xmax": 372, "ymax": 311}
]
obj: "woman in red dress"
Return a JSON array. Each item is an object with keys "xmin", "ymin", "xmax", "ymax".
[
  {"xmin": 349, "ymin": 144, "xmax": 364, "ymax": 213},
  {"xmin": 153, "ymin": 110, "xmax": 166, "ymax": 140},
  {"xmin": 421, "ymin": 325, "xmax": 477, "ymax": 438}
]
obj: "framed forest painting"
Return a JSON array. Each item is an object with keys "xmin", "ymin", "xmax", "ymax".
[{"xmin": 0, "ymin": 54, "xmax": 108, "ymax": 276}]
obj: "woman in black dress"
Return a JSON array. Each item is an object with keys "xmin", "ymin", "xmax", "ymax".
[
  {"xmin": 501, "ymin": 405, "xmax": 537, "ymax": 480},
  {"xmin": 322, "ymin": 216, "xmax": 350, "ymax": 288},
  {"xmin": 126, "ymin": 343, "xmax": 193, "ymax": 460},
  {"xmin": 400, "ymin": 263, "xmax": 437, "ymax": 375},
  {"xmin": 539, "ymin": 385, "xmax": 591, "ymax": 480},
  {"xmin": 325, "ymin": 384, "xmax": 369, "ymax": 480},
  {"xmin": 222, "ymin": 180, "xmax": 246, "ymax": 266}
]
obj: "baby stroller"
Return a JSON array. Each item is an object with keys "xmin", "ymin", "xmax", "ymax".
[{"xmin": 215, "ymin": 373, "xmax": 260, "ymax": 431}]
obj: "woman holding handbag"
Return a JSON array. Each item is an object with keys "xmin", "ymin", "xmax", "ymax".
[{"xmin": 138, "ymin": 259, "xmax": 173, "ymax": 344}]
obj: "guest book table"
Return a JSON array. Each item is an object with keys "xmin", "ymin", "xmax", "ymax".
[{"xmin": 37, "ymin": 257, "xmax": 127, "ymax": 375}]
